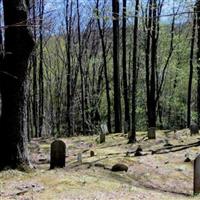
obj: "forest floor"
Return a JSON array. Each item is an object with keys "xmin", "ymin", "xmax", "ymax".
[{"xmin": 1, "ymin": 130, "xmax": 200, "ymax": 200}]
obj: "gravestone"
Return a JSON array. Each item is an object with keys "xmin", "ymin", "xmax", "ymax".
[
  {"xmin": 77, "ymin": 153, "xmax": 82, "ymax": 163},
  {"xmin": 90, "ymin": 150, "xmax": 95, "ymax": 157},
  {"xmin": 148, "ymin": 127, "xmax": 156, "ymax": 139},
  {"xmin": 100, "ymin": 133, "xmax": 105, "ymax": 143},
  {"xmin": 101, "ymin": 124, "xmax": 109, "ymax": 134},
  {"xmin": 190, "ymin": 124, "xmax": 199, "ymax": 135},
  {"xmin": 50, "ymin": 140, "xmax": 66, "ymax": 169},
  {"xmin": 194, "ymin": 155, "xmax": 200, "ymax": 194}
]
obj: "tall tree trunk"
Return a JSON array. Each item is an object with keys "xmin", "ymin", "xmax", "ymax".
[
  {"xmin": 32, "ymin": 0, "xmax": 39, "ymax": 137},
  {"xmin": 197, "ymin": 0, "xmax": 200, "ymax": 126},
  {"xmin": 66, "ymin": 0, "xmax": 73, "ymax": 136},
  {"xmin": 38, "ymin": 0, "xmax": 44, "ymax": 137},
  {"xmin": 149, "ymin": 0, "xmax": 157, "ymax": 128},
  {"xmin": 129, "ymin": 0, "xmax": 140, "ymax": 143},
  {"xmin": 112, "ymin": 0, "xmax": 122, "ymax": 133},
  {"xmin": 0, "ymin": 0, "xmax": 34, "ymax": 169},
  {"xmin": 77, "ymin": 0, "xmax": 86, "ymax": 134},
  {"xmin": 122, "ymin": 0, "xmax": 130, "ymax": 133},
  {"xmin": 187, "ymin": 9, "xmax": 196, "ymax": 127},
  {"xmin": 145, "ymin": 0, "xmax": 152, "ymax": 128},
  {"xmin": 96, "ymin": 0, "xmax": 112, "ymax": 133}
]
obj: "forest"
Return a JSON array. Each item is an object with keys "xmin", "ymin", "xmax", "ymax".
[{"xmin": 1, "ymin": 0, "xmax": 200, "ymax": 199}]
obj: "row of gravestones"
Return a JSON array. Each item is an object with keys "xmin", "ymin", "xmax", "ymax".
[{"xmin": 50, "ymin": 139, "xmax": 200, "ymax": 195}]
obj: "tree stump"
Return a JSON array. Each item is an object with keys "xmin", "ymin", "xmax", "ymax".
[{"xmin": 50, "ymin": 140, "xmax": 66, "ymax": 169}]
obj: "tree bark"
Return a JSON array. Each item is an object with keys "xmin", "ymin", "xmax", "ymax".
[
  {"xmin": 0, "ymin": 0, "xmax": 35, "ymax": 170},
  {"xmin": 197, "ymin": 0, "xmax": 200, "ymax": 127},
  {"xmin": 129, "ymin": 0, "xmax": 140, "ymax": 143},
  {"xmin": 38, "ymin": 0, "xmax": 44, "ymax": 137},
  {"xmin": 96, "ymin": 0, "xmax": 112, "ymax": 133},
  {"xmin": 122, "ymin": 0, "xmax": 130, "ymax": 133},
  {"xmin": 112, "ymin": 0, "xmax": 122, "ymax": 133},
  {"xmin": 187, "ymin": 9, "xmax": 196, "ymax": 127}
]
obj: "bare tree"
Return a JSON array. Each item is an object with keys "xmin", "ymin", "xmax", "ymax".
[
  {"xmin": 112, "ymin": 0, "xmax": 122, "ymax": 133},
  {"xmin": 0, "ymin": 0, "xmax": 34, "ymax": 169}
]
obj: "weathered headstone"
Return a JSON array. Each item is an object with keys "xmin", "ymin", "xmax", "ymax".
[
  {"xmin": 194, "ymin": 155, "xmax": 200, "ymax": 194},
  {"xmin": 190, "ymin": 124, "xmax": 199, "ymax": 135},
  {"xmin": 90, "ymin": 150, "xmax": 95, "ymax": 157},
  {"xmin": 101, "ymin": 124, "xmax": 109, "ymax": 134},
  {"xmin": 77, "ymin": 153, "xmax": 82, "ymax": 163},
  {"xmin": 148, "ymin": 127, "xmax": 156, "ymax": 139},
  {"xmin": 100, "ymin": 133, "xmax": 105, "ymax": 143},
  {"xmin": 50, "ymin": 140, "xmax": 66, "ymax": 169}
]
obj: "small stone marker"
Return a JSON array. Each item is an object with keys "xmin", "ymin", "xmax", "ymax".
[
  {"xmin": 50, "ymin": 140, "xmax": 66, "ymax": 169},
  {"xmin": 100, "ymin": 133, "xmax": 105, "ymax": 143},
  {"xmin": 148, "ymin": 127, "xmax": 156, "ymax": 139},
  {"xmin": 101, "ymin": 124, "xmax": 109, "ymax": 134},
  {"xmin": 135, "ymin": 145, "xmax": 143, "ymax": 157},
  {"xmin": 190, "ymin": 124, "xmax": 199, "ymax": 135},
  {"xmin": 90, "ymin": 150, "xmax": 95, "ymax": 157},
  {"xmin": 194, "ymin": 155, "xmax": 200, "ymax": 194},
  {"xmin": 77, "ymin": 153, "xmax": 82, "ymax": 163}
]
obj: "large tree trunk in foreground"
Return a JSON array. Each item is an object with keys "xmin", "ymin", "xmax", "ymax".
[{"xmin": 0, "ymin": 0, "xmax": 34, "ymax": 170}]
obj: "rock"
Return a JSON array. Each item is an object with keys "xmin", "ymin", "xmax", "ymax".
[
  {"xmin": 135, "ymin": 145, "xmax": 143, "ymax": 157},
  {"xmin": 100, "ymin": 124, "xmax": 109, "ymax": 134},
  {"xmin": 111, "ymin": 163, "xmax": 128, "ymax": 172},
  {"xmin": 190, "ymin": 123, "xmax": 199, "ymax": 135},
  {"xmin": 148, "ymin": 127, "xmax": 156, "ymax": 139},
  {"xmin": 184, "ymin": 157, "xmax": 191, "ymax": 162},
  {"xmin": 50, "ymin": 140, "xmax": 66, "ymax": 169}
]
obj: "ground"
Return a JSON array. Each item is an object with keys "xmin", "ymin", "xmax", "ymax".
[{"xmin": 1, "ymin": 129, "xmax": 200, "ymax": 200}]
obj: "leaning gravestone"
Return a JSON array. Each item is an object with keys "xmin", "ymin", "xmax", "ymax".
[
  {"xmin": 194, "ymin": 155, "xmax": 200, "ymax": 194},
  {"xmin": 50, "ymin": 140, "xmax": 66, "ymax": 169},
  {"xmin": 148, "ymin": 127, "xmax": 156, "ymax": 139},
  {"xmin": 190, "ymin": 124, "xmax": 199, "ymax": 135}
]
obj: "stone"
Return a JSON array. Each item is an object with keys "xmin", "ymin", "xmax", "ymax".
[
  {"xmin": 77, "ymin": 153, "xmax": 82, "ymax": 163},
  {"xmin": 90, "ymin": 150, "xmax": 95, "ymax": 157},
  {"xmin": 148, "ymin": 127, "xmax": 156, "ymax": 139},
  {"xmin": 135, "ymin": 145, "xmax": 143, "ymax": 157},
  {"xmin": 100, "ymin": 133, "xmax": 105, "ymax": 143},
  {"xmin": 50, "ymin": 140, "xmax": 66, "ymax": 169},
  {"xmin": 184, "ymin": 157, "xmax": 191, "ymax": 162},
  {"xmin": 190, "ymin": 124, "xmax": 199, "ymax": 135},
  {"xmin": 111, "ymin": 163, "xmax": 128, "ymax": 172},
  {"xmin": 101, "ymin": 124, "xmax": 109, "ymax": 134},
  {"xmin": 194, "ymin": 155, "xmax": 200, "ymax": 194}
]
